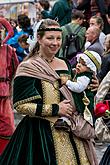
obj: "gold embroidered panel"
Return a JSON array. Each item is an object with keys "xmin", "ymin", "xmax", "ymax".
[
  {"xmin": 51, "ymin": 123, "xmax": 90, "ymax": 165},
  {"xmin": 73, "ymin": 136, "xmax": 90, "ymax": 165},
  {"xmin": 42, "ymin": 80, "xmax": 60, "ymax": 105},
  {"xmin": 51, "ymin": 124, "xmax": 77, "ymax": 165}
]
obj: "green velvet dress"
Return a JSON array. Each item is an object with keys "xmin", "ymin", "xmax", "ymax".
[{"xmin": 0, "ymin": 67, "xmax": 91, "ymax": 165}]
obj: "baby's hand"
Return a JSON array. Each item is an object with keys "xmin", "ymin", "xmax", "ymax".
[
  {"xmin": 61, "ymin": 78, "xmax": 67, "ymax": 85},
  {"xmin": 61, "ymin": 77, "xmax": 68, "ymax": 85}
]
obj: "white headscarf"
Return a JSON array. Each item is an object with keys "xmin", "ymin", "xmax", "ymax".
[{"xmin": 77, "ymin": 50, "xmax": 102, "ymax": 74}]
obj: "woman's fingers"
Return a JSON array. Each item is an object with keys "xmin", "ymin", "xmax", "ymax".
[{"xmin": 58, "ymin": 100, "xmax": 73, "ymax": 117}]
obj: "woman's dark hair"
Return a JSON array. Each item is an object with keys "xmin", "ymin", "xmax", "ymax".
[
  {"xmin": 17, "ymin": 14, "xmax": 33, "ymax": 35},
  {"xmin": 39, "ymin": 0, "xmax": 50, "ymax": 11},
  {"xmin": 9, "ymin": 19, "xmax": 17, "ymax": 27},
  {"xmin": 26, "ymin": 19, "xmax": 60, "ymax": 60},
  {"xmin": 18, "ymin": 34, "xmax": 29, "ymax": 45},
  {"xmin": 71, "ymin": 9, "xmax": 84, "ymax": 20}
]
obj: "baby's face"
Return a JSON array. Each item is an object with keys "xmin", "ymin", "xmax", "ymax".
[{"xmin": 76, "ymin": 58, "xmax": 90, "ymax": 74}]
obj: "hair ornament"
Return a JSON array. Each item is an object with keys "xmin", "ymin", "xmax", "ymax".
[{"xmin": 37, "ymin": 27, "xmax": 62, "ymax": 32}]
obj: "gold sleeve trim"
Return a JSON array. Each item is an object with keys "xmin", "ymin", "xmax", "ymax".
[
  {"xmin": 14, "ymin": 95, "xmax": 41, "ymax": 108},
  {"xmin": 42, "ymin": 104, "xmax": 52, "ymax": 116},
  {"xmin": 16, "ymin": 103, "xmax": 37, "ymax": 116}
]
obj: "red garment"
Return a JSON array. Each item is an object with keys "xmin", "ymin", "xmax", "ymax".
[
  {"xmin": 0, "ymin": 44, "xmax": 19, "ymax": 153},
  {"xmin": 0, "ymin": 138, "xmax": 9, "ymax": 155},
  {"xmin": 0, "ymin": 44, "xmax": 19, "ymax": 96},
  {"xmin": 0, "ymin": 17, "xmax": 14, "ymax": 44}
]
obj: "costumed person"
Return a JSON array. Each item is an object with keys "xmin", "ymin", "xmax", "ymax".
[
  {"xmin": 0, "ymin": 19, "xmax": 98, "ymax": 165},
  {"xmin": 18, "ymin": 34, "xmax": 30, "ymax": 56},
  {"xmin": 0, "ymin": 17, "xmax": 14, "ymax": 44},
  {"xmin": 36, "ymin": 0, "xmax": 73, "ymax": 26},
  {"xmin": 94, "ymin": 71, "xmax": 110, "ymax": 165},
  {"xmin": 54, "ymin": 50, "xmax": 102, "ymax": 131},
  {"xmin": 0, "ymin": 17, "xmax": 19, "ymax": 155}
]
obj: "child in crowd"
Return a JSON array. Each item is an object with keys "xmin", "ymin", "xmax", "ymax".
[
  {"xmin": 18, "ymin": 34, "xmax": 30, "ymax": 56},
  {"xmin": 54, "ymin": 50, "xmax": 102, "ymax": 131}
]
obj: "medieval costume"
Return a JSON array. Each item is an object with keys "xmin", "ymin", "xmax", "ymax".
[
  {"xmin": 0, "ymin": 17, "xmax": 14, "ymax": 44},
  {"xmin": 0, "ymin": 56, "xmax": 98, "ymax": 165},
  {"xmin": 0, "ymin": 17, "xmax": 19, "ymax": 155},
  {"xmin": 0, "ymin": 44, "xmax": 19, "ymax": 154}
]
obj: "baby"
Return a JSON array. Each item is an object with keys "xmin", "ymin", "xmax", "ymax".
[{"xmin": 54, "ymin": 50, "xmax": 102, "ymax": 131}]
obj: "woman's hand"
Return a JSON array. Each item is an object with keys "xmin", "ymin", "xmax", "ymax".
[
  {"xmin": 58, "ymin": 100, "xmax": 73, "ymax": 118},
  {"xmin": 89, "ymin": 74, "xmax": 99, "ymax": 92}
]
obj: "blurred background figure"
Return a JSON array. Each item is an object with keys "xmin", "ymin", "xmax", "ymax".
[
  {"xmin": 6, "ymin": 19, "xmax": 18, "ymax": 44},
  {"xmin": 95, "ymin": 71, "xmax": 110, "ymax": 147},
  {"xmin": 98, "ymin": 34, "xmax": 110, "ymax": 100},
  {"xmin": 58, "ymin": 9, "xmax": 86, "ymax": 67},
  {"xmin": 39, "ymin": 0, "xmax": 50, "ymax": 13},
  {"xmin": 0, "ymin": 17, "xmax": 19, "ymax": 155},
  {"xmin": 36, "ymin": 0, "xmax": 73, "ymax": 26},
  {"xmin": 76, "ymin": 0, "xmax": 92, "ymax": 29},
  {"xmin": 85, "ymin": 15, "xmax": 106, "ymax": 49},
  {"xmin": 90, "ymin": 0, "xmax": 110, "ymax": 34},
  {"xmin": 6, "ymin": 14, "xmax": 33, "ymax": 62},
  {"xmin": 9, "ymin": 19, "xmax": 18, "ymax": 36},
  {"xmin": 18, "ymin": 34, "xmax": 29, "ymax": 56},
  {"xmin": 0, "ymin": 17, "xmax": 14, "ymax": 44},
  {"xmin": 85, "ymin": 25, "xmax": 104, "ymax": 57}
]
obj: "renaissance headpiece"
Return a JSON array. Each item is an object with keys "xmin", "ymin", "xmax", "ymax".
[
  {"xmin": 0, "ymin": 17, "xmax": 14, "ymax": 44},
  {"xmin": 37, "ymin": 27, "xmax": 62, "ymax": 32},
  {"xmin": 77, "ymin": 50, "xmax": 102, "ymax": 73},
  {"xmin": 27, "ymin": 19, "xmax": 62, "ymax": 52}
]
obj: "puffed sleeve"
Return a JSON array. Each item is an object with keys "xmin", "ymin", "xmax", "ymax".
[{"xmin": 13, "ymin": 76, "xmax": 59, "ymax": 117}]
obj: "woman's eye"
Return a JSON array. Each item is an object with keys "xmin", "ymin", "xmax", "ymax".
[
  {"xmin": 47, "ymin": 37, "xmax": 53, "ymax": 40},
  {"xmin": 57, "ymin": 37, "xmax": 62, "ymax": 41}
]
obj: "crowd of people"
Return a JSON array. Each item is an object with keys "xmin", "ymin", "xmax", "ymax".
[{"xmin": 0, "ymin": 0, "xmax": 110, "ymax": 164}]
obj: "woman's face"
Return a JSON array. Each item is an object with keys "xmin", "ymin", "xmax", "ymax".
[
  {"xmin": 89, "ymin": 18, "xmax": 100, "ymax": 29},
  {"xmin": 38, "ymin": 25, "xmax": 62, "ymax": 57}
]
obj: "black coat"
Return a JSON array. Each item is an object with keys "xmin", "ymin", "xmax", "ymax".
[
  {"xmin": 100, "ymin": 145, "xmax": 110, "ymax": 165},
  {"xmin": 98, "ymin": 52, "xmax": 110, "ymax": 81},
  {"xmin": 98, "ymin": 52, "xmax": 110, "ymax": 99}
]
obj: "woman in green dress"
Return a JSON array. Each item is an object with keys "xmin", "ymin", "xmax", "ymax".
[{"xmin": 0, "ymin": 19, "xmax": 98, "ymax": 165}]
